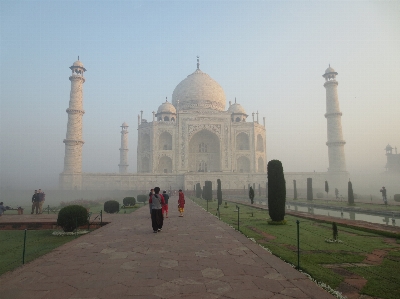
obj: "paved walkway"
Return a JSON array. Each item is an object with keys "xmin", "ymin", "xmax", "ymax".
[{"xmin": 0, "ymin": 198, "xmax": 334, "ymax": 299}]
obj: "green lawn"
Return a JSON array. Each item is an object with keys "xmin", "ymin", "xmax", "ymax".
[
  {"xmin": 193, "ymin": 197, "xmax": 400, "ymax": 299},
  {"xmin": 0, "ymin": 230, "xmax": 77, "ymax": 276}
]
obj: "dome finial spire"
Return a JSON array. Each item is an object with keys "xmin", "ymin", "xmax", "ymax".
[
  {"xmin": 197, "ymin": 56, "xmax": 200, "ymax": 70},
  {"xmin": 235, "ymin": 97, "xmax": 237, "ymax": 103},
  {"xmin": 78, "ymin": 56, "xmax": 79, "ymax": 61}
]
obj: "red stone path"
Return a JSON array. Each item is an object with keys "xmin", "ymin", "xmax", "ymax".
[{"xmin": 0, "ymin": 198, "xmax": 335, "ymax": 299}]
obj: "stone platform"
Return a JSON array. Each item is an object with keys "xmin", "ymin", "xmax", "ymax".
[{"xmin": 0, "ymin": 198, "xmax": 334, "ymax": 299}]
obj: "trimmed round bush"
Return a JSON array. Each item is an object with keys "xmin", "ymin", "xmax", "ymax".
[
  {"xmin": 137, "ymin": 194, "xmax": 147, "ymax": 203},
  {"xmin": 57, "ymin": 205, "xmax": 88, "ymax": 232},
  {"xmin": 123, "ymin": 197, "xmax": 136, "ymax": 206},
  {"xmin": 104, "ymin": 200, "xmax": 120, "ymax": 213}
]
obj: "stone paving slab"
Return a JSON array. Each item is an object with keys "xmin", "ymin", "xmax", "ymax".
[{"xmin": 0, "ymin": 198, "xmax": 335, "ymax": 299}]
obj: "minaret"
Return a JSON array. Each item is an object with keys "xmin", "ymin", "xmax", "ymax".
[
  {"xmin": 119, "ymin": 122, "xmax": 129, "ymax": 173},
  {"xmin": 61, "ymin": 58, "xmax": 86, "ymax": 189},
  {"xmin": 323, "ymin": 65, "xmax": 346, "ymax": 172}
]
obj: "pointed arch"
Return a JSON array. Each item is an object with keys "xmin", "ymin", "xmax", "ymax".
[
  {"xmin": 189, "ymin": 129, "xmax": 220, "ymax": 172},
  {"xmin": 236, "ymin": 132, "xmax": 249, "ymax": 150}
]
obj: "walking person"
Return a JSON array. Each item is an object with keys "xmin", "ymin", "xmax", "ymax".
[
  {"xmin": 162, "ymin": 190, "xmax": 169, "ymax": 218},
  {"xmin": 150, "ymin": 187, "xmax": 165, "ymax": 233},
  {"xmin": 148, "ymin": 189, "xmax": 154, "ymax": 216},
  {"xmin": 31, "ymin": 190, "xmax": 39, "ymax": 214},
  {"xmin": 178, "ymin": 189, "xmax": 185, "ymax": 217},
  {"xmin": 38, "ymin": 189, "xmax": 45, "ymax": 214},
  {"xmin": 380, "ymin": 187, "xmax": 387, "ymax": 205}
]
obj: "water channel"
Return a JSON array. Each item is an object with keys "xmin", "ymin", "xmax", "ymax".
[{"xmin": 285, "ymin": 202, "xmax": 400, "ymax": 228}]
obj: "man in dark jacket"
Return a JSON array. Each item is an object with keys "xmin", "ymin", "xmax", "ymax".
[{"xmin": 31, "ymin": 190, "xmax": 39, "ymax": 214}]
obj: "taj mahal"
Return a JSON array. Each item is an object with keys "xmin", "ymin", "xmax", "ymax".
[{"xmin": 59, "ymin": 58, "xmax": 349, "ymax": 192}]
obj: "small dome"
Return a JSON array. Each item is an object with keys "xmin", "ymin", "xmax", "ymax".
[
  {"xmin": 325, "ymin": 66, "xmax": 336, "ymax": 74},
  {"xmin": 157, "ymin": 100, "xmax": 176, "ymax": 114},
  {"xmin": 172, "ymin": 69, "xmax": 226, "ymax": 111},
  {"xmin": 73, "ymin": 60, "xmax": 84, "ymax": 68},
  {"xmin": 121, "ymin": 122, "xmax": 128, "ymax": 127},
  {"xmin": 386, "ymin": 144, "xmax": 393, "ymax": 150},
  {"xmin": 228, "ymin": 103, "xmax": 247, "ymax": 115}
]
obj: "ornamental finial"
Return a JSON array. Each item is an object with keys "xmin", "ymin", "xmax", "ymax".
[{"xmin": 197, "ymin": 56, "xmax": 200, "ymax": 70}]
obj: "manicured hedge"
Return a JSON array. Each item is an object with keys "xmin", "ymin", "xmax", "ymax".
[
  {"xmin": 104, "ymin": 200, "xmax": 120, "ymax": 213},
  {"xmin": 123, "ymin": 197, "xmax": 136, "ymax": 206},
  {"xmin": 137, "ymin": 195, "xmax": 147, "ymax": 203},
  {"xmin": 57, "ymin": 205, "xmax": 88, "ymax": 232}
]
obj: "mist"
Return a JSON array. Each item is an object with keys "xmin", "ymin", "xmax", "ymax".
[{"xmin": 1, "ymin": 1, "xmax": 399, "ymax": 205}]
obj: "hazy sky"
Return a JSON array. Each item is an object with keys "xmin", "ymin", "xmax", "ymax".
[{"xmin": 1, "ymin": 1, "xmax": 399, "ymax": 190}]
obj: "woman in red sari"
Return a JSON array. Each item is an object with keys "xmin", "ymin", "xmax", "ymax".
[{"xmin": 178, "ymin": 189, "xmax": 185, "ymax": 217}]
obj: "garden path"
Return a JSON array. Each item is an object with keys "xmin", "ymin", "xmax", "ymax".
[{"xmin": 0, "ymin": 198, "xmax": 335, "ymax": 299}]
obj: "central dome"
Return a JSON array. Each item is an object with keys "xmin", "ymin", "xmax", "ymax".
[{"xmin": 172, "ymin": 68, "xmax": 226, "ymax": 111}]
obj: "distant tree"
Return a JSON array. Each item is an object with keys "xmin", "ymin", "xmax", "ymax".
[
  {"xmin": 348, "ymin": 180, "xmax": 355, "ymax": 205},
  {"xmin": 325, "ymin": 181, "xmax": 329, "ymax": 198},
  {"xmin": 293, "ymin": 180, "xmax": 297, "ymax": 200},
  {"xmin": 217, "ymin": 179, "xmax": 222, "ymax": 205},
  {"xmin": 204, "ymin": 181, "xmax": 213, "ymax": 201},
  {"xmin": 249, "ymin": 186, "xmax": 255, "ymax": 204},
  {"xmin": 195, "ymin": 183, "xmax": 202, "ymax": 198},
  {"xmin": 307, "ymin": 178, "xmax": 313, "ymax": 200},
  {"xmin": 267, "ymin": 160, "xmax": 286, "ymax": 221}
]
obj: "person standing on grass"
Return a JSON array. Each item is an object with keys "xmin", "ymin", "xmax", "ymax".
[
  {"xmin": 162, "ymin": 190, "xmax": 169, "ymax": 218},
  {"xmin": 380, "ymin": 187, "xmax": 387, "ymax": 204},
  {"xmin": 38, "ymin": 189, "xmax": 45, "ymax": 214},
  {"xmin": 178, "ymin": 189, "xmax": 185, "ymax": 217},
  {"xmin": 150, "ymin": 187, "xmax": 165, "ymax": 233},
  {"xmin": 0, "ymin": 202, "xmax": 6, "ymax": 216},
  {"xmin": 31, "ymin": 190, "xmax": 39, "ymax": 214}
]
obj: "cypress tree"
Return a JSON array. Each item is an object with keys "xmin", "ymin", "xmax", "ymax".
[
  {"xmin": 267, "ymin": 160, "xmax": 286, "ymax": 221},
  {"xmin": 205, "ymin": 181, "xmax": 212, "ymax": 201},
  {"xmin": 195, "ymin": 183, "xmax": 202, "ymax": 198},
  {"xmin": 325, "ymin": 181, "xmax": 329, "ymax": 198},
  {"xmin": 249, "ymin": 186, "xmax": 255, "ymax": 204},
  {"xmin": 293, "ymin": 180, "xmax": 297, "ymax": 200},
  {"xmin": 307, "ymin": 178, "xmax": 313, "ymax": 200},
  {"xmin": 217, "ymin": 179, "xmax": 222, "ymax": 205},
  {"xmin": 348, "ymin": 180, "xmax": 354, "ymax": 205},
  {"xmin": 332, "ymin": 222, "xmax": 338, "ymax": 240}
]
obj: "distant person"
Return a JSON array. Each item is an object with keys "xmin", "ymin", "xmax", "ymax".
[
  {"xmin": 149, "ymin": 187, "xmax": 165, "ymax": 233},
  {"xmin": 178, "ymin": 189, "xmax": 185, "ymax": 217},
  {"xmin": 335, "ymin": 188, "xmax": 339, "ymax": 200},
  {"xmin": 0, "ymin": 202, "xmax": 6, "ymax": 216},
  {"xmin": 31, "ymin": 190, "xmax": 39, "ymax": 214},
  {"xmin": 148, "ymin": 189, "xmax": 154, "ymax": 216},
  {"xmin": 380, "ymin": 187, "xmax": 387, "ymax": 204},
  {"xmin": 38, "ymin": 189, "xmax": 45, "ymax": 214},
  {"xmin": 162, "ymin": 190, "xmax": 169, "ymax": 218}
]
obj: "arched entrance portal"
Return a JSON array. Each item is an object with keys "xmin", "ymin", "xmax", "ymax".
[
  {"xmin": 189, "ymin": 130, "xmax": 221, "ymax": 172},
  {"xmin": 158, "ymin": 156, "xmax": 172, "ymax": 173}
]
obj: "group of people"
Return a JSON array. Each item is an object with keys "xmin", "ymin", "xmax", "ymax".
[
  {"xmin": 148, "ymin": 188, "xmax": 185, "ymax": 233},
  {"xmin": 31, "ymin": 189, "xmax": 45, "ymax": 214}
]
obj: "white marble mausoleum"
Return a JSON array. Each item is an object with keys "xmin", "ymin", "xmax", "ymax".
[{"xmin": 59, "ymin": 58, "xmax": 349, "ymax": 192}]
